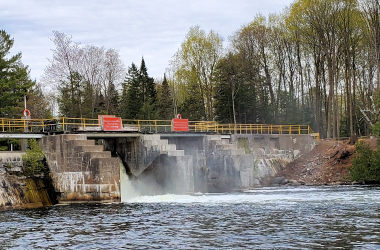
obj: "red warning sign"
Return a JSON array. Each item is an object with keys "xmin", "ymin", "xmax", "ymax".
[
  {"xmin": 172, "ymin": 118, "xmax": 189, "ymax": 132},
  {"xmin": 98, "ymin": 115, "xmax": 115, "ymax": 125},
  {"xmin": 102, "ymin": 117, "xmax": 123, "ymax": 131}
]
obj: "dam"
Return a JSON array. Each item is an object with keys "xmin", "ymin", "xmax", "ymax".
[
  {"xmin": 0, "ymin": 117, "xmax": 317, "ymax": 205},
  {"xmin": 41, "ymin": 133, "xmax": 315, "ymax": 203}
]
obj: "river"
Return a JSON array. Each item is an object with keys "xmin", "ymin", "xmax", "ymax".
[{"xmin": 0, "ymin": 186, "xmax": 379, "ymax": 249}]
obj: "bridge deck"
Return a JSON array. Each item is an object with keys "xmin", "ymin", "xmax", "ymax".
[
  {"xmin": 0, "ymin": 134, "xmax": 44, "ymax": 139},
  {"xmin": 0, "ymin": 132, "xmax": 224, "ymax": 139},
  {"xmin": 0, "ymin": 117, "xmax": 318, "ymax": 139}
]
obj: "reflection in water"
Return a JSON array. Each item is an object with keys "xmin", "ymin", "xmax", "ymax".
[{"xmin": 0, "ymin": 186, "xmax": 379, "ymax": 249}]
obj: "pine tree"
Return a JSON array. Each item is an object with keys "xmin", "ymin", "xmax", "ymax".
[
  {"xmin": 179, "ymin": 83, "xmax": 205, "ymax": 120},
  {"xmin": 58, "ymin": 71, "xmax": 84, "ymax": 117},
  {"xmin": 81, "ymin": 81, "xmax": 95, "ymax": 117},
  {"xmin": 138, "ymin": 58, "xmax": 157, "ymax": 119},
  {"xmin": 157, "ymin": 74, "xmax": 173, "ymax": 119},
  {"xmin": 26, "ymin": 84, "xmax": 52, "ymax": 119},
  {"xmin": 0, "ymin": 30, "xmax": 34, "ymax": 117},
  {"xmin": 120, "ymin": 63, "xmax": 141, "ymax": 119},
  {"xmin": 107, "ymin": 83, "xmax": 119, "ymax": 115}
]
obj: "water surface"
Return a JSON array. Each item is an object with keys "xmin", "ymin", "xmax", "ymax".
[{"xmin": 0, "ymin": 186, "xmax": 379, "ymax": 249}]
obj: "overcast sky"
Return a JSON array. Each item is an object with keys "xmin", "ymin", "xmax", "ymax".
[{"xmin": 0, "ymin": 0, "xmax": 293, "ymax": 81}]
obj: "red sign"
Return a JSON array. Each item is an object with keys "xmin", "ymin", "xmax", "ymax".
[
  {"xmin": 172, "ymin": 118, "xmax": 189, "ymax": 132},
  {"xmin": 98, "ymin": 115, "xmax": 115, "ymax": 126},
  {"xmin": 102, "ymin": 117, "xmax": 123, "ymax": 131}
]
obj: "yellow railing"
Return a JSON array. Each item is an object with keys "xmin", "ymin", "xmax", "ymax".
[{"xmin": 0, "ymin": 117, "xmax": 315, "ymax": 136}]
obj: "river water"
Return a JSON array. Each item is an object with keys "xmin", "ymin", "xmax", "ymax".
[{"xmin": 0, "ymin": 186, "xmax": 379, "ymax": 249}]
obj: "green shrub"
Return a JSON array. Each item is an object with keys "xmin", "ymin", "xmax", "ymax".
[
  {"xmin": 372, "ymin": 122, "xmax": 380, "ymax": 137},
  {"xmin": 22, "ymin": 139, "xmax": 47, "ymax": 176},
  {"xmin": 350, "ymin": 141, "xmax": 380, "ymax": 183}
]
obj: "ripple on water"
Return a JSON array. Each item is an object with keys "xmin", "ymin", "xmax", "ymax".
[{"xmin": 0, "ymin": 186, "xmax": 379, "ymax": 249}]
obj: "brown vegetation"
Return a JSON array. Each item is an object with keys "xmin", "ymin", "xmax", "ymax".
[{"xmin": 279, "ymin": 138, "xmax": 377, "ymax": 185}]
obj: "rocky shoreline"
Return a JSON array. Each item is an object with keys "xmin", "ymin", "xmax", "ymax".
[
  {"xmin": 0, "ymin": 152, "xmax": 56, "ymax": 210},
  {"xmin": 268, "ymin": 175, "xmax": 370, "ymax": 187},
  {"xmin": 274, "ymin": 138, "xmax": 378, "ymax": 186}
]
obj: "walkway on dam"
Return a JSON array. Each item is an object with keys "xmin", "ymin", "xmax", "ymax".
[{"xmin": 0, "ymin": 117, "xmax": 319, "ymax": 139}]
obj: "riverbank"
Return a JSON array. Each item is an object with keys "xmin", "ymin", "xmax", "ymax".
[
  {"xmin": 0, "ymin": 152, "xmax": 56, "ymax": 210},
  {"xmin": 277, "ymin": 138, "xmax": 378, "ymax": 185}
]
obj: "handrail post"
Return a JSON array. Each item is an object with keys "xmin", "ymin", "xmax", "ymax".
[
  {"xmin": 289, "ymin": 125, "xmax": 292, "ymax": 135},
  {"xmin": 138, "ymin": 120, "xmax": 141, "ymax": 132},
  {"xmin": 62, "ymin": 117, "xmax": 65, "ymax": 132},
  {"xmin": 1, "ymin": 119, "xmax": 4, "ymax": 132},
  {"xmin": 308, "ymin": 125, "xmax": 310, "ymax": 134},
  {"xmin": 154, "ymin": 120, "xmax": 157, "ymax": 133},
  {"xmin": 260, "ymin": 124, "xmax": 263, "ymax": 134},
  {"xmin": 240, "ymin": 124, "xmax": 242, "ymax": 134},
  {"xmin": 83, "ymin": 118, "xmax": 86, "ymax": 131},
  {"xmin": 298, "ymin": 126, "xmax": 301, "ymax": 135}
]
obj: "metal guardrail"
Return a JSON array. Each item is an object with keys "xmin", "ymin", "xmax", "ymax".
[{"xmin": 0, "ymin": 117, "xmax": 316, "ymax": 136}]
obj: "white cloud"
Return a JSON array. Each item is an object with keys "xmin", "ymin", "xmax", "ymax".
[{"xmin": 0, "ymin": 0, "xmax": 293, "ymax": 81}]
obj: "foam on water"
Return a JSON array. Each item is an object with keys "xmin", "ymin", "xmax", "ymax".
[
  {"xmin": 123, "ymin": 186, "xmax": 380, "ymax": 204},
  {"xmin": 1, "ymin": 185, "xmax": 379, "ymax": 249}
]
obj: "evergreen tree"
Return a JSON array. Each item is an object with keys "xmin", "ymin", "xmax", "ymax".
[
  {"xmin": 57, "ymin": 71, "xmax": 84, "ymax": 117},
  {"xmin": 94, "ymin": 93, "xmax": 106, "ymax": 116},
  {"xmin": 107, "ymin": 83, "xmax": 119, "ymax": 115},
  {"xmin": 119, "ymin": 82, "xmax": 128, "ymax": 117},
  {"xmin": 0, "ymin": 30, "xmax": 34, "ymax": 117},
  {"xmin": 26, "ymin": 84, "xmax": 52, "ymax": 119},
  {"xmin": 157, "ymin": 74, "xmax": 174, "ymax": 119},
  {"xmin": 138, "ymin": 58, "xmax": 157, "ymax": 119},
  {"xmin": 120, "ymin": 63, "xmax": 141, "ymax": 119},
  {"xmin": 215, "ymin": 78, "xmax": 233, "ymax": 123},
  {"xmin": 81, "ymin": 81, "xmax": 94, "ymax": 117},
  {"xmin": 179, "ymin": 84, "xmax": 206, "ymax": 120}
]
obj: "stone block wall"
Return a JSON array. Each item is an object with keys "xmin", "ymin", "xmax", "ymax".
[
  {"xmin": 155, "ymin": 134, "xmax": 317, "ymax": 193},
  {"xmin": 42, "ymin": 134, "xmax": 121, "ymax": 203}
]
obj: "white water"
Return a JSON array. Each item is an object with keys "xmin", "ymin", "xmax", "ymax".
[
  {"xmin": 123, "ymin": 185, "xmax": 380, "ymax": 205},
  {"xmin": 1, "ymin": 185, "xmax": 379, "ymax": 249}
]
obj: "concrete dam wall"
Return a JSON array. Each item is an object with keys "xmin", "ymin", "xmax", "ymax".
[
  {"xmin": 42, "ymin": 134, "xmax": 121, "ymax": 203},
  {"xmin": 37, "ymin": 133, "xmax": 316, "ymax": 203},
  {"xmin": 116, "ymin": 134, "xmax": 316, "ymax": 197}
]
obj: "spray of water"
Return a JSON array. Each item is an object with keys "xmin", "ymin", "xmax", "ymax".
[{"xmin": 120, "ymin": 163, "xmax": 169, "ymax": 202}]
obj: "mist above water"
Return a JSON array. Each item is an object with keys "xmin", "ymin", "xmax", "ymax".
[{"xmin": 120, "ymin": 164, "xmax": 171, "ymax": 201}]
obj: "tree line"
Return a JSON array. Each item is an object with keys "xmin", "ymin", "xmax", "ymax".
[
  {"xmin": 1, "ymin": 0, "xmax": 379, "ymax": 140},
  {"xmin": 42, "ymin": 31, "xmax": 174, "ymax": 120},
  {"xmin": 170, "ymin": 0, "xmax": 380, "ymax": 140}
]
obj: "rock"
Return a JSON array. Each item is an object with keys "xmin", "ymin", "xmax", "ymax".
[
  {"xmin": 332, "ymin": 181, "xmax": 343, "ymax": 185},
  {"xmin": 288, "ymin": 179, "xmax": 300, "ymax": 186},
  {"xmin": 270, "ymin": 176, "xmax": 288, "ymax": 185}
]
